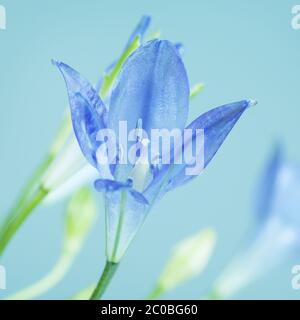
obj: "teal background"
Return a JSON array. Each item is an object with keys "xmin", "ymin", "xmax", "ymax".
[{"xmin": 0, "ymin": 0, "xmax": 299, "ymax": 299}]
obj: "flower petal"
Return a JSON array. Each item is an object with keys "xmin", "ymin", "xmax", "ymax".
[
  {"xmin": 105, "ymin": 189, "xmax": 148, "ymax": 262},
  {"xmin": 214, "ymin": 215, "xmax": 298, "ymax": 298},
  {"xmin": 53, "ymin": 61, "xmax": 108, "ymax": 173},
  {"xmin": 169, "ymin": 100, "xmax": 254, "ymax": 190},
  {"xmin": 254, "ymin": 144, "xmax": 282, "ymax": 221},
  {"xmin": 108, "ymin": 40, "xmax": 190, "ymax": 136},
  {"xmin": 272, "ymin": 163, "xmax": 300, "ymax": 226},
  {"xmin": 146, "ymin": 100, "xmax": 254, "ymax": 199},
  {"xmin": 129, "ymin": 189, "xmax": 149, "ymax": 205}
]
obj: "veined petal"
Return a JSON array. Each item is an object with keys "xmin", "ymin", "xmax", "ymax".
[
  {"xmin": 166, "ymin": 99, "xmax": 255, "ymax": 191},
  {"xmin": 108, "ymin": 40, "xmax": 190, "ymax": 136},
  {"xmin": 53, "ymin": 61, "xmax": 109, "ymax": 175},
  {"xmin": 144, "ymin": 100, "xmax": 254, "ymax": 203}
]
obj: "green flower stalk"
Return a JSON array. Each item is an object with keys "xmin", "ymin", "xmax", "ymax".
[
  {"xmin": 72, "ymin": 228, "xmax": 216, "ymax": 300},
  {"xmin": 72, "ymin": 284, "xmax": 96, "ymax": 300},
  {"xmin": 6, "ymin": 187, "xmax": 96, "ymax": 300},
  {"xmin": 0, "ymin": 114, "xmax": 72, "ymax": 255}
]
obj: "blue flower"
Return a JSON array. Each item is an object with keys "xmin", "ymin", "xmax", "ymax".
[
  {"xmin": 54, "ymin": 37, "xmax": 254, "ymax": 263},
  {"xmin": 212, "ymin": 145, "xmax": 300, "ymax": 298}
]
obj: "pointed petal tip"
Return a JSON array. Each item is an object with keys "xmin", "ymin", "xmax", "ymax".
[
  {"xmin": 247, "ymin": 99, "xmax": 258, "ymax": 108},
  {"xmin": 130, "ymin": 190, "xmax": 150, "ymax": 205},
  {"xmin": 51, "ymin": 59, "xmax": 67, "ymax": 71},
  {"xmin": 142, "ymin": 14, "xmax": 151, "ymax": 22},
  {"xmin": 51, "ymin": 59, "xmax": 59, "ymax": 67}
]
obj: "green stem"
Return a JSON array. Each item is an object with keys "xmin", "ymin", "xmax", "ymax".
[
  {"xmin": 90, "ymin": 187, "xmax": 126, "ymax": 300},
  {"xmin": 6, "ymin": 251, "xmax": 74, "ymax": 300},
  {"xmin": 189, "ymin": 83, "xmax": 204, "ymax": 100},
  {"xmin": 0, "ymin": 116, "xmax": 71, "ymax": 256},
  {"xmin": 146, "ymin": 285, "xmax": 164, "ymax": 300},
  {"xmin": 0, "ymin": 186, "xmax": 49, "ymax": 255},
  {"xmin": 90, "ymin": 261, "xmax": 119, "ymax": 300},
  {"xmin": 204, "ymin": 288, "xmax": 223, "ymax": 300},
  {"xmin": 3, "ymin": 154, "xmax": 54, "ymax": 225},
  {"xmin": 72, "ymin": 283, "xmax": 96, "ymax": 300},
  {"xmin": 7, "ymin": 115, "xmax": 71, "ymax": 218}
]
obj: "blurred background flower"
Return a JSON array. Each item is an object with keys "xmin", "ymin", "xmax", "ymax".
[{"xmin": 210, "ymin": 145, "xmax": 300, "ymax": 299}]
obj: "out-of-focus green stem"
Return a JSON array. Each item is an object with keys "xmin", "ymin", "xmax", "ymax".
[
  {"xmin": 0, "ymin": 186, "xmax": 49, "ymax": 255},
  {"xmin": 146, "ymin": 285, "xmax": 164, "ymax": 300},
  {"xmin": 6, "ymin": 187, "xmax": 96, "ymax": 300},
  {"xmin": 18, "ymin": 114, "xmax": 71, "ymax": 207},
  {"xmin": 204, "ymin": 289, "xmax": 223, "ymax": 300},
  {"xmin": 49, "ymin": 113, "xmax": 72, "ymax": 156},
  {"xmin": 90, "ymin": 261, "xmax": 119, "ymax": 300},
  {"xmin": 0, "ymin": 115, "xmax": 72, "ymax": 256},
  {"xmin": 190, "ymin": 83, "xmax": 204, "ymax": 100},
  {"xmin": 89, "ymin": 190, "xmax": 127, "ymax": 301},
  {"xmin": 72, "ymin": 284, "xmax": 96, "ymax": 300},
  {"xmin": 6, "ymin": 251, "xmax": 74, "ymax": 300},
  {"xmin": 3, "ymin": 156, "xmax": 52, "ymax": 224}
]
